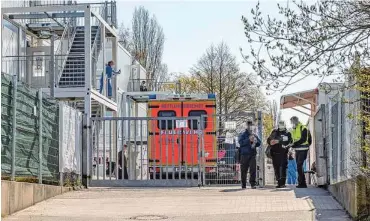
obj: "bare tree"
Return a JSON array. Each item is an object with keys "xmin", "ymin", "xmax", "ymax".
[
  {"xmin": 131, "ymin": 6, "xmax": 165, "ymax": 84},
  {"xmin": 190, "ymin": 42, "xmax": 266, "ymax": 133},
  {"xmin": 117, "ymin": 7, "xmax": 166, "ymax": 85},
  {"xmin": 118, "ymin": 22, "xmax": 133, "ymax": 52},
  {"xmin": 155, "ymin": 63, "xmax": 169, "ymax": 90},
  {"xmin": 241, "ymin": 1, "xmax": 370, "ymax": 92}
]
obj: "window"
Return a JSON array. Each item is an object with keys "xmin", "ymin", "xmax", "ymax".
[
  {"xmin": 32, "ymin": 52, "xmax": 45, "ymax": 77},
  {"xmin": 188, "ymin": 110, "xmax": 207, "ymax": 130},
  {"xmin": 157, "ymin": 111, "xmax": 176, "ymax": 129}
]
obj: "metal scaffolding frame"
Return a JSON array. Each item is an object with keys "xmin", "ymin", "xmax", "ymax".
[{"xmin": 2, "ymin": 3, "xmax": 119, "ymax": 187}]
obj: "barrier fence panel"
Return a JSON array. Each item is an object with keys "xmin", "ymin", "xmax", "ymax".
[
  {"xmin": 1, "ymin": 73, "xmax": 60, "ymax": 185},
  {"xmin": 199, "ymin": 112, "xmax": 264, "ymax": 187},
  {"xmin": 90, "ymin": 116, "xmax": 203, "ymax": 187}
]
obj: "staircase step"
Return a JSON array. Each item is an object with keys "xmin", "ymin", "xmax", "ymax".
[
  {"xmin": 75, "ymin": 31, "xmax": 98, "ymax": 34},
  {"xmin": 58, "ymin": 26, "xmax": 101, "ymax": 89},
  {"xmin": 76, "ymin": 26, "xmax": 98, "ymax": 30},
  {"xmin": 61, "ymin": 71, "xmax": 84, "ymax": 73},
  {"xmin": 76, "ymin": 30, "xmax": 98, "ymax": 34},
  {"xmin": 62, "ymin": 69, "xmax": 84, "ymax": 71},
  {"xmin": 70, "ymin": 48, "xmax": 85, "ymax": 54},
  {"xmin": 65, "ymin": 62, "xmax": 85, "ymax": 66}
]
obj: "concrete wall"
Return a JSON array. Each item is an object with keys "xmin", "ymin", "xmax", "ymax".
[
  {"xmin": 329, "ymin": 176, "xmax": 370, "ymax": 219},
  {"xmin": 329, "ymin": 178, "xmax": 358, "ymax": 218},
  {"xmin": 1, "ymin": 181, "xmax": 72, "ymax": 217}
]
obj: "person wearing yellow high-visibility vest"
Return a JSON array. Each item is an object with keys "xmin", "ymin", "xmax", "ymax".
[{"xmin": 290, "ymin": 116, "xmax": 310, "ymax": 188}]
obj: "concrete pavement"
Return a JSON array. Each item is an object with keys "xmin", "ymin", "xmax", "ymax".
[{"xmin": 3, "ymin": 185, "xmax": 351, "ymax": 221}]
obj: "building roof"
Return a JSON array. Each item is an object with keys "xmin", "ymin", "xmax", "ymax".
[
  {"xmin": 280, "ymin": 88, "xmax": 319, "ymax": 117},
  {"xmin": 280, "ymin": 88, "xmax": 318, "ymax": 109}
]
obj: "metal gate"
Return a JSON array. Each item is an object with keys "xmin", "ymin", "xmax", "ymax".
[
  {"xmin": 199, "ymin": 111, "xmax": 265, "ymax": 187},
  {"xmin": 90, "ymin": 116, "xmax": 204, "ymax": 187}
]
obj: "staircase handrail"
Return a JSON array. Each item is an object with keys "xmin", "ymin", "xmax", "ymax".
[
  {"xmin": 91, "ymin": 3, "xmax": 108, "ymax": 88},
  {"xmin": 55, "ymin": 1, "xmax": 79, "ymax": 85}
]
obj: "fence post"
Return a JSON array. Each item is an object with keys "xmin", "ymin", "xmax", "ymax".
[
  {"xmin": 197, "ymin": 118, "xmax": 202, "ymax": 187},
  {"xmin": 328, "ymin": 101, "xmax": 333, "ymax": 184},
  {"xmin": 257, "ymin": 111, "xmax": 264, "ymax": 188},
  {"xmin": 59, "ymin": 103, "xmax": 64, "ymax": 186},
  {"xmin": 337, "ymin": 92, "xmax": 342, "ymax": 182},
  {"xmin": 38, "ymin": 89, "xmax": 43, "ymax": 184},
  {"xmin": 11, "ymin": 75, "xmax": 18, "ymax": 181},
  {"xmin": 50, "ymin": 33, "xmax": 56, "ymax": 97}
]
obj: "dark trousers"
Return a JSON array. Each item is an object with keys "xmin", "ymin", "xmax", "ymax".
[
  {"xmin": 106, "ymin": 162, "xmax": 116, "ymax": 175},
  {"xmin": 240, "ymin": 154, "xmax": 257, "ymax": 187},
  {"xmin": 118, "ymin": 166, "xmax": 129, "ymax": 179},
  {"xmin": 272, "ymin": 152, "xmax": 288, "ymax": 186},
  {"xmin": 295, "ymin": 149, "xmax": 308, "ymax": 186}
]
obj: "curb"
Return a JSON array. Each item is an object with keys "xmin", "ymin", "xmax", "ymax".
[{"xmin": 305, "ymin": 197, "xmax": 316, "ymax": 220}]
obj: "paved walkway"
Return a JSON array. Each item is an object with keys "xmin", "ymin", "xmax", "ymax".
[{"xmin": 4, "ymin": 185, "xmax": 351, "ymax": 221}]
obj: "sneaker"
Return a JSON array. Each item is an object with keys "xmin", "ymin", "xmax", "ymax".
[
  {"xmin": 251, "ymin": 186, "xmax": 257, "ymax": 189},
  {"xmin": 242, "ymin": 186, "xmax": 246, "ymax": 189},
  {"xmin": 296, "ymin": 184, "xmax": 307, "ymax": 188}
]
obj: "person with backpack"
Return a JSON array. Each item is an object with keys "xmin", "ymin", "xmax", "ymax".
[
  {"xmin": 290, "ymin": 116, "xmax": 312, "ymax": 188},
  {"xmin": 267, "ymin": 120, "xmax": 292, "ymax": 188}
]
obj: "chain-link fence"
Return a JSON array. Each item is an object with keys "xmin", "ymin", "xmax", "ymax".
[{"xmin": 1, "ymin": 73, "xmax": 82, "ymax": 186}]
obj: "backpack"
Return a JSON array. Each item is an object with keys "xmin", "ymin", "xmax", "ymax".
[
  {"xmin": 265, "ymin": 145, "xmax": 272, "ymax": 159},
  {"xmin": 307, "ymin": 129, "xmax": 312, "ymax": 146}
]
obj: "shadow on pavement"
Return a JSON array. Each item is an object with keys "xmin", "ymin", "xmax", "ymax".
[
  {"xmin": 220, "ymin": 188, "xmax": 245, "ymax": 192},
  {"xmin": 219, "ymin": 185, "xmax": 277, "ymax": 192},
  {"xmin": 269, "ymin": 187, "xmax": 292, "ymax": 192},
  {"xmin": 292, "ymin": 186, "xmax": 352, "ymax": 221}
]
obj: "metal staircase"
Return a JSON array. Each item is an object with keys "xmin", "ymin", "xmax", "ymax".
[{"xmin": 58, "ymin": 26, "xmax": 100, "ymax": 87}]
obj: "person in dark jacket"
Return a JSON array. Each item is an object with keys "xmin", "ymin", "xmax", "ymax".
[
  {"xmin": 238, "ymin": 122, "xmax": 261, "ymax": 189},
  {"xmin": 118, "ymin": 150, "xmax": 129, "ymax": 180},
  {"xmin": 267, "ymin": 120, "xmax": 292, "ymax": 188}
]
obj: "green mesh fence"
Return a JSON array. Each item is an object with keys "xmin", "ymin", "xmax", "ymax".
[{"xmin": 1, "ymin": 73, "xmax": 60, "ymax": 184}]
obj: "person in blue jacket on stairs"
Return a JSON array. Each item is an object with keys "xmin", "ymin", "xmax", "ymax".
[{"xmin": 99, "ymin": 60, "xmax": 121, "ymax": 97}]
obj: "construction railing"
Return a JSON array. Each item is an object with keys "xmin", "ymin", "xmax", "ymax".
[
  {"xmin": 1, "ymin": 73, "xmax": 59, "ymax": 184},
  {"xmin": 1, "ymin": 73, "xmax": 83, "ymax": 186},
  {"xmin": 128, "ymin": 78, "xmax": 181, "ymax": 93},
  {"xmin": 90, "ymin": 116, "xmax": 203, "ymax": 187},
  {"xmin": 200, "ymin": 113, "xmax": 264, "ymax": 187},
  {"xmin": 2, "ymin": 54, "xmax": 86, "ymax": 89}
]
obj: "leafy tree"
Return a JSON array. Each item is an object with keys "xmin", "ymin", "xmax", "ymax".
[{"xmin": 174, "ymin": 74, "xmax": 203, "ymax": 94}]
